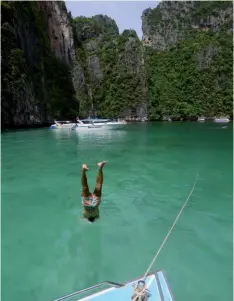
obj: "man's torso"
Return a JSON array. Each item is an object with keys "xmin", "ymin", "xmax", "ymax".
[{"xmin": 82, "ymin": 194, "xmax": 101, "ymax": 218}]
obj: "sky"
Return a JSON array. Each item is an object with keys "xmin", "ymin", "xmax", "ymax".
[{"xmin": 66, "ymin": 1, "xmax": 158, "ymax": 38}]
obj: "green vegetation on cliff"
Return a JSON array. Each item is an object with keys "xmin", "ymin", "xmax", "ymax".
[
  {"xmin": 73, "ymin": 1, "xmax": 232, "ymax": 120},
  {"xmin": 143, "ymin": 1, "xmax": 233, "ymax": 120},
  {"xmin": 72, "ymin": 16, "xmax": 147, "ymax": 119},
  {"xmin": 99, "ymin": 29, "xmax": 147, "ymax": 119},
  {"xmin": 73, "ymin": 14, "xmax": 119, "ymax": 43},
  {"xmin": 146, "ymin": 27, "xmax": 232, "ymax": 119},
  {"xmin": 2, "ymin": 0, "xmax": 232, "ymax": 126}
]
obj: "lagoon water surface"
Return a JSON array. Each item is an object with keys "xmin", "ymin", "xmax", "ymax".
[{"xmin": 2, "ymin": 122, "xmax": 233, "ymax": 301}]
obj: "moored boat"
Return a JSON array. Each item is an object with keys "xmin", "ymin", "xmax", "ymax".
[
  {"xmin": 214, "ymin": 117, "xmax": 230, "ymax": 123},
  {"xmin": 197, "ymin": 116, "xmax": 205, "ymax": 122},
  {"xmin": 50, "ymin": 120, "xmax": 77, "ymax": 129},
  {"xmin": 76, "ymin": 118, "xmax": 127, "ymax": 129}
]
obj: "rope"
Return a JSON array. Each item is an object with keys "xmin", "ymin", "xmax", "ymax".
[
  {"xmin": 132, "ymin": 286, "xmax": 149, "ymax": 301},
  {"xmin": 132, "ymin": 174, "xmax": 199, "ymax": 301}
]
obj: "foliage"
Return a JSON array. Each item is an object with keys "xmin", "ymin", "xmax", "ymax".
[
  {"xmin": 2, "ymin": 0, "xmax": 232, "ymax": 125},
  {"xmin": 72, "ymin": 20, "xmax": 146, "ymax": 119},
  {"xmin": 121, "ymin": 29, "xmax": 139, "ymax": 39},
  {"xmin": 73, "ymin": 14, "xmax": 118, "ymax": 43},
  {"xmin": 73, "ymin": 2, "xmax": 232, "ymax": 120},
  {"xmin": 193, "ymin": 1, "xmax": 232, "ymax": 16},
  {"xmin": 145, "ymin": 26, "xmax": 233, "ymax": 119}
]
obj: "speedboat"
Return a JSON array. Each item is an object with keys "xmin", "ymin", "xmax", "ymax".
[
  {"xmin": 50, "ymin": 121, "xmax": 77, "ymax": 129},
  {"xmin": 214, "ymin": 117, "xmax": 230, "ymax": 123},
  {"xmin": 197, "ymin": 116, "xmax": 205, "ymax": 122},
  {"xmin": 76, "ymin": 118, "xmax": 127, "ymax": 129},
  {"xmin": 52, "ymin": 270, "xmax": 174, "ymax": 301}
]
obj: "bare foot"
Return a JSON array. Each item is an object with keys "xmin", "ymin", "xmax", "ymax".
[
  {"xmin": 82, "ymin": 164, "xmax": 89, "ymax": 171},
  {"xmin": 97, "ymin": 161, "xmax": 107, "ymax": 169}
]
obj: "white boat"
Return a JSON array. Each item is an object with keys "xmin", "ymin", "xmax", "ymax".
[
  {"xmin": 52, "ymin": 270, "xmax": 174, "ymax": 301},
  {"xmin": 50, "ymin": 120, "xmax": 77, "ymax": 129},
  {"xmin": 76, "ymin": 118, "xmax": 127, "ymax": 129},
  {"xmin": 214, "ymin": 117, "xmax": 230, "ymax": 123},
  {"xmin": 197, "ymin": 116, "xmax": 205, "ymax": 122}
]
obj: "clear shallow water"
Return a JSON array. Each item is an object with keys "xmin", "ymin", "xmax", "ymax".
[{"xmin": 2, "ymin": 122, "xmax": 233, "ymax": 301}]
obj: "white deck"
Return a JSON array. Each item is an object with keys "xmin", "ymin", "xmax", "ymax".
[{"xmin": 75, "ymin": 271, "xmax": 174, "ymax": 301}]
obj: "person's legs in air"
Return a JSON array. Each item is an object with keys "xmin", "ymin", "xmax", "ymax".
[
  {"xmin": 81, "ymin": 164, "xmax": 91, "ymax": 198},
  {"xmin": 93, "ymin": 161, "xmax": 107, "ymax": 197}
]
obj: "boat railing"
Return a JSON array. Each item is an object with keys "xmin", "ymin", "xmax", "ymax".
[
  {"xmin": 52, "ymin": 281, "xmax": 124, "ymax": 301},
  {"xmin": 76, "ymin": 119, "xmax": 84, "ymax": 125}
]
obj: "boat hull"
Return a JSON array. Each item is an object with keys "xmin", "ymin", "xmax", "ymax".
[
  {"xmin": 76, "ymin": 118, "xmax": 127, "ymax": 129},
  {"xmin": 214, "ymin": 118, "xmax": 230, "ymax": 123},
  {"xmin": 52, "ymin": 270, "xmax": 174, "ymax": 301},
  {"xmin": 76, "ymin": 123, "xmax": 126, "ymax": 130},
  {"xmin": 50, "ymin": 123, "xmax": 77, "ymax": 129}
]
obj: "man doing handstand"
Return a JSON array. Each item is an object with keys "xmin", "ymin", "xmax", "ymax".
[{"xmin": 81, "ymin": 161, "xmax": 107, "ymax": 222}]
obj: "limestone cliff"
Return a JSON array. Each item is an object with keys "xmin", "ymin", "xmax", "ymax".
[
  {"xmin": 37, "ymin": 1, "xmax": 76, "ymax": 65},
  {"xmin": 72, "ymin": 16, "xmax": 148, "ymax": 119},
  {"xmin": 2, "ymin": 1, "xmax": 232, "ymax": 127},
  {"xmin": 142, "ymin": 1, "xmax": 232, "ymax": 51},
  {"xmin": 142, "ymin": 1, "xmax": 233, "ymax": 120},
  {"xmin": 71, "ymin": 0, "xmax": 232, "ymax": 120},
  {"xmin": 1, "ymin": 1, "xmax": 78, "ymax": 129}
]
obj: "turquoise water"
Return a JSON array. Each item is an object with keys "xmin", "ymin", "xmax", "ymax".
[{"xmin": 2, "ymin": 122, "xmax": 233, "ymax": 301}]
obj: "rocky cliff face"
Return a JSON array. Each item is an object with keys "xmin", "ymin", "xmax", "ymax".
[
  {"xmin": 1, "ymin": 1, "xmax": 78, "ymax": 129},
  {"xmin": 2, "ymin": 1, "xmax": 232, "ymax": 128},
  {"xmin": 68, "ymin": 0, "xmax": 232, "ymax": 120},
  {"xmin": 71, "ymin": 15, "xmax": 118, "ymax": 116},
  {"xmin": 37, "ymin": 1, "xmax": 76, "ymax": 65},
  {"xmin": 142, "ymin": 1, "xmax": 233, "ymax": 51},
  {"xmin": 72, "ymin": 16, "xmax": 148, "ymax": 119},
  {"xmin": 142, "ymin": 1, "xmax": 233, "ymax": 120}
]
